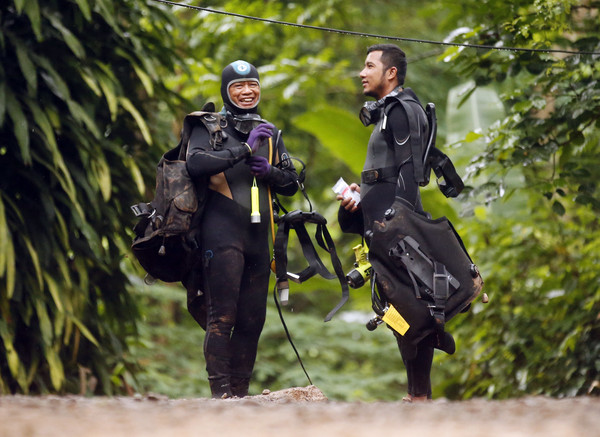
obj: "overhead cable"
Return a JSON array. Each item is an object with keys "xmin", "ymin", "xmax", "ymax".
[{"xmin": 149, "ymin": 0, "xmax": 600, "ymax": 56}]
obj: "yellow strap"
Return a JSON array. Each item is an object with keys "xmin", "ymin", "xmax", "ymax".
[{"xmin": 267, "ymin": 137, "xmax": 276, "ymax": 245}]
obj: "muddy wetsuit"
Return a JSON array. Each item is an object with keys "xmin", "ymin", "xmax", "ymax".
[
  {"xmin": 184, "ymin": 61, "xmax": 298, "ymax": 398},
  {"xmin": 339, "ymin": 87, "xmax": 436, "ymax": 399},
  {"xmin": 185, "ymin": 118, "xmax": 297, "ymax": 398}
]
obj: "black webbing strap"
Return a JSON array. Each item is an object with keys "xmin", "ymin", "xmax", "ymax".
[
  {"xmin": 390, "ymin": 236, "xmax": 460, "ymax": 329},
  {"xmin": 432, "ymin": 261, "xmax": 449, "ymax": 330},
  {"xmin": 392, "ymin": 97, "xmax": 426, "ymax": 185},
  {"xmin": 273, "ymin": 210, "xmax": 349, "ymax": 322}
]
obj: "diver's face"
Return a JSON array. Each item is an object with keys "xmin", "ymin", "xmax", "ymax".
[
  {"xmin": 228, "ymin": 80, "xmax": 261, "ymax": 109},
  {"xmin": 360, "ymin": 51, "xmax": 394, "ymax": 100}
]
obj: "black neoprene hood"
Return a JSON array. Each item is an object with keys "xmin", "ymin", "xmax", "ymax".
[{"xmin": 220, "ymin": 60, "xmax": 260, "ymax": 114}]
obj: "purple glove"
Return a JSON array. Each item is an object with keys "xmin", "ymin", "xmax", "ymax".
[
  {"xmin": 246, "ymin": 155, "xmax": 271, "ymax": 178},
  {"xmin": 247, "ymin": 123, "xmax": 274, "ymax": 153}
]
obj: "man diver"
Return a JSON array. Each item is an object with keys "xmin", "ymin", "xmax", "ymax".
[
  {"xmin": 185, "ymin": 60, "xmax": 298, "ymax": 398},
  {"xmin": 337, "ymin": 44, "xmax": 455, "ymax": 402}
]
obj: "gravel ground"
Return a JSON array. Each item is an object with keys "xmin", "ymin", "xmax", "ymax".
[{"xmin": 1, "ymin": 386, "xmax": 599, "ymax": 437}]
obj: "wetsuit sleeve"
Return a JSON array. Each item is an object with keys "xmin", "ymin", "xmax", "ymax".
[
  {"xmin": 263, "ymin": 131, "xmax": 299, "ymax": 197},
  {"xmin": 186, "ymin": 125, "xmax": 251, "ymax": 179},
  {"xmin": 338, "ymin": 205, "xmax": 364, "ymax": 236},
  {"xmin": 387, "ymin": 105, "xmax": 421, "ymax": 208}
]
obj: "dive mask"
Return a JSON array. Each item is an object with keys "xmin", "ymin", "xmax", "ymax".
[{"xmin": 232, "ymin": 113, "xmax": 268, "ymax": 134}]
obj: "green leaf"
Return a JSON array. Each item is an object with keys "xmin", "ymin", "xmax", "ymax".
[
  {"xmin": 552, "ymin": 200, "xmax": 566, "ymax": 216},
  {"xmin": 91, "ymin": 155, "xmax": 112, "ymax": 201},
  {"xmin": 293, "ymin": 104, "xmax": 370, "ymax": 176},
  {"xmin": 46, "ymin": 13, "xmax": 86, "ymax": 59},
  {"xmin": 24, "ymin": 0, "xmax": 42, "ymax": 41},
  {"xmin": 66, "ymin": 100, "xmax": 101, "ymax": 138},
  {"xmin": 14, "ymin": 0, "xmax": 25, "ymax": 14},
  {"xmin": 73, "ymin": 0, "xmax": 92, "ymax": 21},
  {"xmin": 43, "ymin": 272, "xmax": 65, "ymax": 314},
  {"xmin": 44, "ymin": 346, "xmax": 65, "ymax": 391},
  {"xmin": 35, "ymin": 54, "xmax": 71, "ymax": 101},
  {"xmin": 0, "ymin": 320, "xmax": 27, "ymax": 391},
  {"xmin": 12, "ymin": 36, "xmax": 38, "ymax": 93},
  {"xmin": 124, "ymin": 155, "xmax": 146, "ymax": 195},
  {"xmin": 5, "ymin": 89, "xmax": 30, "ymax": 165},
  {"xmin": 23, "ymin": 236, "xmax": 43, "ymax": 290},
  {"xmin": 69, "ymin": 315, "xmax": 100, "ymax": 348},
  {"xmin": 119, "ymin": 97, "xmax": 153, "ymax": 145},
  {"xmin": 35, "ymin": 299, "xmax": 53, "ymax": 347},
  {"xmin": 97, "ymin": 73, "xmax": 119, "ymax": 122},
  {"xmin": 0, "ymin": 81, "xmax": 6, "ymax": 125}
]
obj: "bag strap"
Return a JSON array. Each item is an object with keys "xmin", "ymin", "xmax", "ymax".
[{"xmin": 273, "ymin": 210, "xmax": 349, "ymax": 321}]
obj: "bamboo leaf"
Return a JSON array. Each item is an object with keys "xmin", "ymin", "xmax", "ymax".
[
  {"xmin": 14, "ymin": 0, "xmax": 25, "ymax": 14},
  {"xmin": 73, "ymin": 0, "xmax": 92, "ymax": 21},
  {"xmin": 69, "ymin": 315, "xmax": 100, "ymax": 348},
  {"xmin": 46, "ymin": 13, "xmax": 86, "ymax": 59},
  {"xmin": 0, "ymin": 195, "xmax": 7, "ymax": 277},
  {"xmin": 0, "ymin": 196, "xmax": 17, "ymax": 299},
  {"xmin": 11, "ymin": 35, "xmax": 37, "ymax": 93},
  {"xmin": 24, "ymin": 0, "xmax": 42, "ymax": 41},
  {"xmin": 0, "ymin": 320, "xmax": 27, "ymax": 391},
  {"xmin": 23, "ymin": 236, "xmax": 43, "ymax": 290},
  {"xmin": 97, "ymin": 74, "xmax": 119, "ymax": 122},
  {"xmin": 0, "ymin": 80, "xmax": 6, "ymax": 125},
  {"xmin": 119, "ymin": 97, "xmax": 153, "ymax": 145},
  {"xmin": 35, "ymin": 299, "xmax": 53, "ymax": 347},
  {"xmin": 124, "ymin": 155, "xmax": 146, "ymax": 195},
  {"xmin": 45, "ymin": 346, "xmax": 65, "ymax": 391},
  {"xmin": 91, "ymin": 155, "xmax": 112, "ymax": 201},
  {"xmin": 34, "ymin": 55, "xmax": 71, "ymax": 101},
  {"xmin": 116, "ymin": 48, "xmax": 155, "ymax": 97},
  {"xmin": 5, "ymin": 89, "xmax": 31, "ymax": 165},
  {"xmin": 80, "ymin": 69, "xmax": 102, "ymax": 96},
  {"xmin": 132, "ymin": 62, "xmax": 155, "ymax": 97},
  {"xmin": 66, "ymin": 100, "xmax": 101, "ymax": 139},
  {"xmin": 43, "ymin": 272, "xmax": 65, "ymax": 314},
  {"xmin": 25, "ymin": 97, "xmax": 58, "ymax": 151}
]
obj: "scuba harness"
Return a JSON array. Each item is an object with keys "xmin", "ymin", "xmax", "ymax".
[
  {"xmin": 269, "ymin": 156, "xmax": 350, "ymax": 322},
  {"xmin": 356, "ymin": 91, "xmax": 484, "ymax": 343}
]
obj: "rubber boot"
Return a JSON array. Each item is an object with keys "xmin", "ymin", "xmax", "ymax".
[
  {"xmin": 230, "ymin": 377, "xmax": 250, "ymax": 398},
  {"xmin": 209, "ymin": 377, "xmax": 232, "ymax": 399}
]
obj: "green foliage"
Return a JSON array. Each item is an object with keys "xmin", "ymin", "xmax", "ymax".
[
  {"xmin": 0, "ymin": 0, "xmax": 188, "ymax": 394},
  {"xmin": 434, "ymin": 0, "xmax": 600, "ymax": 397}
]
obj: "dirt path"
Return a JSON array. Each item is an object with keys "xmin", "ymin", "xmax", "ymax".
[{"xmin": 1, "ymin": 386, "xmax": 598, "ymax": 437}]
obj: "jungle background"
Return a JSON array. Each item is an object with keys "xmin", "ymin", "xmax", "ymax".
[{"xmin": 0, "ymin": 0, "xmax": 598, "ymax": 402}]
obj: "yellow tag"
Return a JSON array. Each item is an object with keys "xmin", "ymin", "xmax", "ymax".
[{"xmin": 382, "ymin": 304, "xmax": 410, "ymax": 336}]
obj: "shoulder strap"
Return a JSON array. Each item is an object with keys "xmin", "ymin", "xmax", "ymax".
[
  {"xmin": 179, "ymin": 108, "xmax": 228, "ymax": 160},
  {"xmin": 387, "ymin": 95, "xmax": 428, "ymax": 185}
]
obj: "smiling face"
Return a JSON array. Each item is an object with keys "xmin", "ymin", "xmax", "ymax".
[
  {"xmin": 359, "ymin": 50, "xmax": 398, "ymax": 100},
  {"xmin": 228, "ymin": 80, "xmax": 261, "ymax": 110}
]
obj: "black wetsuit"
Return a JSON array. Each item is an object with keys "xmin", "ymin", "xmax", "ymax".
[
  {"xmin": 339, "ymin": 88, "xmax": 434, "ymax": 399},
  {"xmin": 185, "ymin": 114, "xmax": 298, "ymax": 398}
]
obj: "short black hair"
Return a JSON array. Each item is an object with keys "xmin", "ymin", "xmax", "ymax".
[{"xmin": 367, "ymin": 44, "xmax": 407, "ymax": 86}]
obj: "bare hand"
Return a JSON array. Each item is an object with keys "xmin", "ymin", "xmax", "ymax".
[{"xmin": 336, "ymin": 183, "xmax": 361, "ymax": 212}]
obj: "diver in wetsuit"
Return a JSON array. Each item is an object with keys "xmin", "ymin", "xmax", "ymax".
[
  {"xmin": 337, "ymin": 44, "xmax": 454, "ymax": 402},
  {"xmin": 185, "ymin": 60, "xmax": 298, "ymax": 398}
]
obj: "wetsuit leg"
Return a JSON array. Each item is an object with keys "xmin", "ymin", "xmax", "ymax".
[
  {"xmin": 229, "ymin": 249, "xmax": 270, "ymax": 397},
  {"xmin": 200, "ymin": 192, "xmax": 270, "ymax": 398},
  {"xmin": 203, "ymin": 245, "xmax": 244, "ymax": 397},
  {"xmin": 396, "ymin": 335, "xmax": 433, "ymax": 398}
]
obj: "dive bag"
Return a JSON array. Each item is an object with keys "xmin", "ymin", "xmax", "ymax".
[
  {"xmin": 368, "ymin": 198, "xmax": 484, "ymax": 345},
  {"xmin": 130, "ymin": 105, "xmax": 226, "ymax": 283}
]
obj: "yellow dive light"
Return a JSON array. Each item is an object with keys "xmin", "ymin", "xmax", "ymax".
[{"xmin": 251, "ymin": 177, "xmax": 261, "ymax": 223}]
